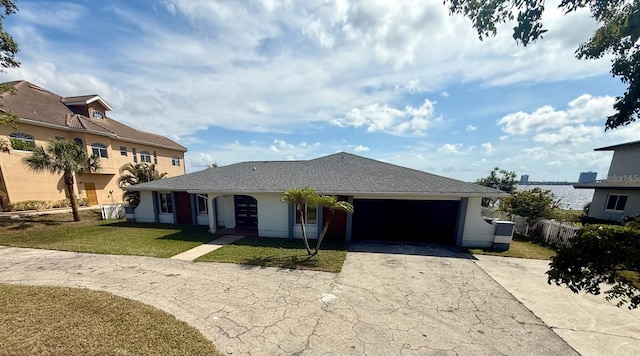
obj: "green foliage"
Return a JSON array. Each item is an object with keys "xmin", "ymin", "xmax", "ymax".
[
  {"xmin": 22, "ymin": 139, "xmax": 100, "ymax": 221},
  {"xmin": 548, "ymin": 224, "xmax": 640, "ymax": 309},
  {"xmin": 476, "ymin": 167, "xmax": 517, "ymax": 193},
  {"xmin": 499, "ymin": 187, "xmax": 557, "ymax": 224},
  {"xmin": 117, "ymin": 163, "xmax": 167, "ymax": 207},
  {"xmin": 9, "ymin": 137, "xmax": 34, "ymax": 151},
  {"xmin": 0, "ymin": 0, "xmax": 19, "ymax": 71},
  {"xmin": 0, "ymin": 138, "xmax": 9, "ymax": 153},
  {"xmin": 445, "ymin": 0, "xmax": 640, "ymax": 130},
  {"xmin": 281, "ymin": 187, "xmax": 354, "ymax": 256}
]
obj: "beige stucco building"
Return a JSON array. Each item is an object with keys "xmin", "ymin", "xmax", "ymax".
[{"xmin": 0, "ymin": 80, "xmax": 187, "ymax": 209}]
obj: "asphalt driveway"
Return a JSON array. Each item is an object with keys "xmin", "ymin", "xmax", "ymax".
[{"xmin": 0, "ymin": 243, "xmax": 576, "ymax": 355}]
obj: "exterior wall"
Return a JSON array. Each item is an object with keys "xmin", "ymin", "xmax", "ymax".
[
  {"xmin": 196, "ymin": 214, "xmax": 208, "ymax": 225},
  {"xmin": 254, "ymin": 193, "xmax": 289, "ymax": 238},
  {"xmin": 0, "ymin": 121, "xmax": 185, "ymax": 206},
  {"xmin": 607, "ymin": 146, "xmax": 640, "ymax": 177},
  {"xmin": 133, "ymin": 191, "xmax": 155, "ymax": 223},
  {"xmin": 588, "ymin": 189, "xmax": 640, "ymax": 222},
  {"xmin": 460, "ymin": 197, "xmax": 495, "ymax": 248},
  {"xmin": 220, "ymin": 195, "xmax": 235, "ymax": 228}
]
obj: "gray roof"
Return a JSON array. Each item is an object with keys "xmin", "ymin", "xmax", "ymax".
[
  {"xmin": 127, "ymin": 152, "xmax": 507, "ymax": 197},
  {"xmin": 574, "ymin": 180, "xmax": 640, "ymax": 190},
  {"xmin": 595, "ymin": 140, "xmax": 640, "ymax": 151}
]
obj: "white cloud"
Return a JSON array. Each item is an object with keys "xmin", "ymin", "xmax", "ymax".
[
  {"xmin": 497, "ymin": 94, "xmax": 616, "ymax": 135},
  {"xmin": 438, "ymin": 143, "xmax": 462, "ymax": 154},
  {"xmin": 532, "ymin": 125, "xmax": 601, "ymax": 146},
  {"xmin": 332, "ymin": 99, "xmax": 435, "ymax": 136},
  {"xmin": 394, "ymin": 79, "xmax": 425, "ymax": 94},
  {"xmin": 466, "ymin": 125, "xmax": 477, "ymax": 131},
  {"xmin": 481, "ymin": 142, "xmax": 495, "ymax": 155},
  {"xmin": 354, "ymin": 145, "xmax": 370, "ymax": 152},
  {"xmin": 248, "ymin": 101, "xmax": 272, "ymax": 114}
]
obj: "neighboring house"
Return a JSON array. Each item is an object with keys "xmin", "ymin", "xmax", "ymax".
[
  {"xmin": 126, "ymin": 152, "xmax": 511, "ymax": 248},
  {"xmin": 575, "ymin": 140, "xmax": 640, "ymax": 222},
  {"xmin": 0, "ymin": 80, "xmax": 187, "ymax": 208}
]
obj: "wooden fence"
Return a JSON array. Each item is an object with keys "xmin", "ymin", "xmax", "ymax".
[{"xmin": 481, "ymin": 208, "xmax": 581, "ymax": 248}]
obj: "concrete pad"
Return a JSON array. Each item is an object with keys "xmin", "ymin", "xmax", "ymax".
[
  {"xmin": 0, "ymin": 244, "xmax": 578, "ymax": 355},
  {"xmin": 474, "ymin": 254, "xmax": 640, "ymax": 356},
  {"xmin": 170, "ymin": 235, "xmax": 245, "ymax": 261}
]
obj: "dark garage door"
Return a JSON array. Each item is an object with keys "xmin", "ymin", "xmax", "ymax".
[{"xmin": 352, "ymin": 199, "xmax": 459, "ymax": 244}]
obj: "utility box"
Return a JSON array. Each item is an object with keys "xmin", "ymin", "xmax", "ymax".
[
  {"xmin": 100, "ymin": 204, "xmax": 125, "ymax": 220},
  {"xmin": 492, "ymin": 220, "xmax": 515, "ymax": 251}
]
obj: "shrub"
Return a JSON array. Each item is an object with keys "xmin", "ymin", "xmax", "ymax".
[
  {"xmin": 52, "ymin": 199, "xmax": 71, "ymax": 208},
  {"xmin": 77, "ymin": 197, "xmax": 89, "ymax": 206},
  {"xmin": 500, "ymin": 187, "xmax": 557, "ymax": 224},
  {"xmin": 7, "ymin": 200, "xmax": 53, "ymax": 211}
]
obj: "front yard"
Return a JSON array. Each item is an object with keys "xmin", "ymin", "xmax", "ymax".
[
  {"xmin": 466, "ymin": 233, "xmax": 557, "ymax": 260},
  {"xmin": 0, "ymin": 210, "xmax": 218, "ymax": 258}
]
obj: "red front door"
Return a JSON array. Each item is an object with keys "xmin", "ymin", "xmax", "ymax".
[{"xmin": 174, "ymin": 192, "xmax": 193, "ymax": 225}]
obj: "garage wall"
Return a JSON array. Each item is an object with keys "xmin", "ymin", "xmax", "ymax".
[
  {"xmin": 255, "ymin": 193, "xmax": 289, "ymax": 238},
  {"xmin": 133, "ymin": 191, "xmax": 155, "ymax": 223},
  {"xmin": 460, "ymin": 197, "xmax": 495, "ymax": 248}
]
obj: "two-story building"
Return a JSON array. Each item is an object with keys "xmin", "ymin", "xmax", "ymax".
[
  {"xmin": 0, "ymin": 80, "xmax": 187, "ymax": 208},
  {"xmin": 575, "ymin": 140, "xmax": 640, "ymax": 222}
]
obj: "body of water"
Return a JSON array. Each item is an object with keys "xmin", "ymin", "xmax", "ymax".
[{"xmin": 517, "ymin": 185, "xmax": 594, "ymax": 211}]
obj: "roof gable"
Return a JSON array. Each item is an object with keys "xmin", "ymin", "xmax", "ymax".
[{"xmin": 129, "ymin": 152, "xmax": 507, "ymax": 196}]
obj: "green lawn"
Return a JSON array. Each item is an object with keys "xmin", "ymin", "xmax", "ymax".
[
  {"xmin": 466, "ymin": 234, "xmax": 557, "ymax": 260},
  {"xmin": 196, "ymin": 237, "xmax": 349, "ymax": 273},
  {"xmin": 0, "ymin": 210, "xmax": 219, "ymax": 258},
  {"xmin": 0, "ymin": 284, "xmax": 221, "ymax": 356}
]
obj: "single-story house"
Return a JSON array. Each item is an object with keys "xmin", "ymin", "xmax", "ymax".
[
  {"xmin": 126, "ymin": 152, "xmax": 511, "ymax": 248},
  {"xmin": 575, "ymin": 140, "xmax": 640, "ymax": 222}
]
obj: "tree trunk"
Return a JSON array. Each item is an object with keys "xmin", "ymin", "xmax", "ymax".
[
  {"xmin": 64, "ymin": 173, "xmax": 80, "ymax": 222},
  {"xmin": 298, "ymin": 206, "xmax": 312, "ymax": 255},
  {"xmin": 313, "ymin": 212, "xmax": 333, "ymax": 256}
]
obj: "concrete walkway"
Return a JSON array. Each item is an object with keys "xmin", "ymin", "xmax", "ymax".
[
  {"xmin": 170, "ymin": 235, "xmax": 245, "ymax": 261},
  {"xmin": 0, "ymin": 243, "xmax": 577, "ymax": 356},
  {"xmin": 474, "ymin": 255, "xmax": 640, "ymax": 356}
]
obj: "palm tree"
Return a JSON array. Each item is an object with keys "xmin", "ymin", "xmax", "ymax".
[
  {"xmin": 281, "ymin": 187, "xmax": 354, "ymax": 256},
  {"xmin": 117, "ymin": 162, "xmax": 167, "ymax": 207},
  {"xmin": 23, "ymin": 138, "xmax": 100, "ymax": 221}
]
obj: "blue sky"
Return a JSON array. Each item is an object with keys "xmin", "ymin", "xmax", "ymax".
[{"xmin": 4, "ymin": 0, "xmax": 638, "ymax": 182}]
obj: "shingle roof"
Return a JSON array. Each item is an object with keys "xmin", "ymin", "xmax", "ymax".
[
  {"xmin": 127, "ymin": 152, "xmax": 508, "ymax": 196},
  {"xmin": 1, "ymin": 80, "xmax": 186, "ymax": 151},
  {"xmin": 595, "ymin": 140, "xmax": 640, "ymax": 151},
  {"xmin": 574, "ymin": 180, "xmax": 640, "ymax": 190}
]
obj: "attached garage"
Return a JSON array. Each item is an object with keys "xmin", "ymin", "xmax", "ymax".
[{"xmin": 351, "ymin": 199, "xmax": 460, "ymax": 244}]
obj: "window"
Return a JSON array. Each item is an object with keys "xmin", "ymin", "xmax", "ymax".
[
  {"xmin": 172, "ymin": 156, "xmax": 180, "ymax": 166},
  {"xmin": 120, "ymin": 146, "xmax": 127, "ymax": 156},
  {"xmin": 159, "ymin": 193, "xmax": 173, "ymax": 214},
  {"xmin": 91, "ymin": 143, "xmax": 108, "ymax": 158},
  {"xmin": 9, "ymin": 133, "xmax": 35, "ymax": 151},
  {"xmin": 197, "ymin": 195, "xmax": 208, "ymax": 215},
  {"xmin": 91, "ymin": 110, "xmax": 104, "ymax": 120},
  {"xmin": 74, "ymin": 137, "xmax": 83, "ymax": 147},
  {"xmin": 153, "ymin": 151, "xmax": 157, "ymax": 164},
  {"xmin": 295, "ymin": 204, "xmax": 317, "ymax": 225},
  {"xmin": 132, "ymin": 148, "xmax": 137, "ymax": 163},
  {"xmin": 140, "ymin": 151, "xmax": 151, "ymax": 163},
  {"xmin": 605, "ymin": 194, "xmax": 628, "ymax": 212}
]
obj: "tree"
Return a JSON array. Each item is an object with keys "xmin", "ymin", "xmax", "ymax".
[
  {"xmin": 476, "ymin": 167, "xmax": 517, "ymax": 207},
  {"xmin": 446, "ymin": 0, "xmax": 640, "ymax": 130},
  {"xmin": 208, "ymin": 162, "xmax": 218, "ymax": 168},
  {"xmin": 547, "ymin": 223, "xmax": 640, "ymax": 309},
  {"xmin": 499, "ymin": 187, "xmax": 557, "ymax": 230},
  {"xmin": 281, "ymin": 187, "xmax": 354, "ymax": 256},
  {"xmin": 0, "ymin": 1, "xmax": 20, "ymax": 128},
  {"xmin": 117, "ymin": 162, "xmax": 167, "ymax": 207},
  {"xmin": 22, "ymin": 138, "xmax": 100, "ymax": 221}
]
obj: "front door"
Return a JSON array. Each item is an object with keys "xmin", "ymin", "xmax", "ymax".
[
  {"xmin": 84, "ymin": 182, "xmax": 98, "ymax": 206},
  {"xmin": 234, "ymin": 195, "xmax": 258, "ymax": 227},
  {"xmin": 174, "ymin": 192, "xmax": 193, "ymax": 224}
]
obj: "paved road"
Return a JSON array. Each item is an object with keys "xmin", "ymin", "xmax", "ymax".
[{"xmin": 0, "ymin": 244, "xmax": 577, "ymax": 355}]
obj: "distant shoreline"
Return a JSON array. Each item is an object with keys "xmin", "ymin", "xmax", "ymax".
[{"xmin": 519, "ymin": 182, "xmax": 578, "ymax": 186}]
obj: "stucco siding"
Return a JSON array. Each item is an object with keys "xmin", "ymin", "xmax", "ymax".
[
  {"xmin": 158, "ymin": 213, "xmax": 174, "ymax": 224},
  {"xmin": 589, "ymin": 189, "xmax": 640, "ymax": 222},
  {"xmin": 607, "ymin": 147, "xmax": 640, "ymax": 177},
  {"xmin": 196, "ymin": 214, "xmax": 208, "ymax": 226},
  {"xmin": 460, "ymin": 197, "xmax": 495, "ymax": 248},
  {"xmin": 133, "ymin": 191, "xmax": 155, "ymax": 223},
  {"xmin": 254, "ymin": 193, "xmax": 289, "ymax": 238}
]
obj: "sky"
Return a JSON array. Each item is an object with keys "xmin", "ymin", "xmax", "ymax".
[{"xmin": 3, "ymin": 0, "xmax": 638, "ymax": 182}]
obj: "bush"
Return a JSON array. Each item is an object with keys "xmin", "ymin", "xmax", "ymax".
[
  {"xmin": 7, "ymin": 200, "xmax": 53, "ymax": 211},
  {"xmin": 77, "ymin": 197, "xmax": 89, "ymax": 206},
  {"xmin": 500, "ymin": 187, "xmax": 557, "ymax": 224},
  {"xmin": 52, "ymin": 199, "xmax": 71, "ymax": 208}
]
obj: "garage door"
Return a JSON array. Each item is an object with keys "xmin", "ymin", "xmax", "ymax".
[{"xmin": 351, "ymin": 199, "xmax": 459, "ymax": 244}]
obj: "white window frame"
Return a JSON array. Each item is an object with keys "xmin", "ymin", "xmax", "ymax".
[
  {"xmin": 91, "ymin": 143, "xmax": 108, "ymax": 158},
  {"xmin": 140, "ymin": 151, "xmax": 151, "ymax": 163},
  {"xmin": 9, "ymin": 132, "xmax": 35, "ymax": 151},
  {"xmin": 159, "ymin": 193, "xmax": 173, "ymax": 214},
  {"xmin": 172, "ymin": 156, "xmax": 180, "ymax": 166},
  {"xmin": 197, "ymin": 195, "xmax": 208, "ymax": 215},
  {"xmin": 295, "ymin": 204, "xmax": 317, "ymax": 225},
  {"xmin": 604, "ymin": 194, "xmax": 628, "ymax": 212}
]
